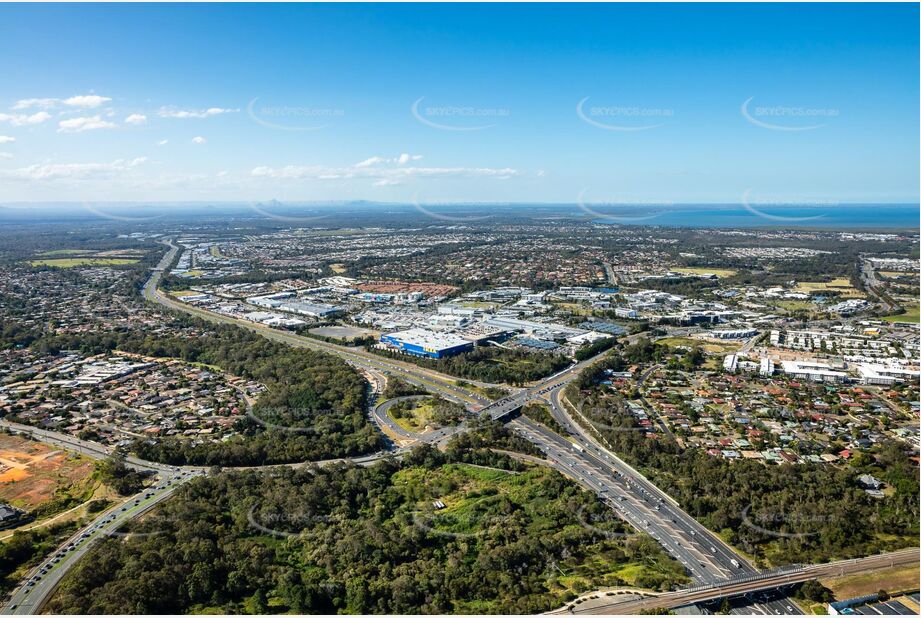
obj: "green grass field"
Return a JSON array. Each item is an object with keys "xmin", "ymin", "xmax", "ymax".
[
  {"xmin": 883, "ymin": 305, "xmax": 920, "ymax": 324},
  {"xmin": 656, "ymin": 336, "xmax": 741, "ymax": 354},
  {"xmin": 29, "ymin": 258, "xmax": 139, "ymax": 268},
  {"xmin": 388, "ymin": 398, "xmax": 438, "ymax": 433},
  {"xmin": 35, "ymin": 249, "xmax": 96, "ymax": 257},
  {"xmin": 794, "ymin": 279, "xmax": 865, "ymax": 298},
  {"xmin": 456, "ymin": 300, "xmax": 499, "ymax": 309},
  {"xmin": 878, "ymin": 271, "xmax": 915, "ymax": 279},
  {"xmin": 553, "ymin": 301, "xmax": 596, "ymax": 316},
  {"xmin": 671, "ymin": 266, "xmax": 738, "ymax": 277},
  {"xmin": 772, "ymin": 300, "xmax": 816, "ymax": 312},
  {"xmin": 391, "ymin": 463, "xmax": 688, "ymax": 598},
  {"xmin": 820, "ymin": 564, "xmax": 920, "ymax": 601}
]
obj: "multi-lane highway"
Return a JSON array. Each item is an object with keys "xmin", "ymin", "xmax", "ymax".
[
  {"xmin": 4, "ymin": 466, "xmax": 204, "ymax": 615},
  {"xmin": 537, "ymin": 386, "xmax": 803, "ymax": 614},
  {"xmin": 0, "ymin": 420, "xmax": 182, "ymax": 475},
  {"xmin": 1, "ymin": 238, "xmax": 894, "ymax": 615},
  {"xmin": 142, "ymin": 240, "xmax": 792, "ymax": 603},
  {"xmin": 512, "ymin": 415, "xmax": 740, "ymax": 583},
  {"xmin": 557, "ymin": 548, "xmax": 920, "ymax": 615},
  {"xmin": 143, "ymin": 242, "xmax": 496, "ymax": 410},
  {"xmin": 476, "ymin": 353, "xmax": 618, "ymax": 421},
  {"xmin": 544, "ymin": 386, "xmax": 751, "ymax": 577}
]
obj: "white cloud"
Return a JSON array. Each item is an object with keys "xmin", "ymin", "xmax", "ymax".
[
  {"xmin": 0, "ymin": 136, "xmax": 15, "ymax": 144},
  {"xmin": 157, "ymin": 139, "xmax": 169, "ymax": 146},
  {"xmin": 357, "ymin": 154, "xmax": 423, "ymax": 167},
  {"xmin": 158, "ymin": 106, "xmax": 238, "ymax": 119},
  {"xmin": 4, "ymin": 157, "xmax": 147, "ymax": 181},
  {"xmin": 251, "ymin": 157, "xmax": 517, "ymax": 183},
  {"xmin": 125, "ymin": 113, "xmax": 147, "ymax": 125},
  {"xmin": 397, "ymin": 153, "xmax": 423, "ymax": 165},
  {"xmin": 0, "ymin": 111, "xmax": 52, "ymax": 126},
  {"xmin": 57, "ymin": 115, "xmax": 117, "ymax": 133},
  {"xmin": 12, "ymin": 95, "xmax": 111, "ymax": 110},
  {"xmin": 355, "ymin": 156, "xmax": 385, "ymax": 168},
  {"xmin": 63, "ymin": 94, "xmax": 112, "ymax": 108},
  {"xmin": 0, "ymin": 152, "xmax": 12, "ymax": 160},
  {"xmin": 12, "ymin": 98, "xmax": 57, "ymax": 110},
  {"xmin": 192, "ymin": 136, "xmax": 206, "ymax": 144}
]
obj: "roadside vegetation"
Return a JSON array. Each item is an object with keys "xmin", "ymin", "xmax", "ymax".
[
  {"xmin": 46, "ymin": 422, "xmax": 688, "ymax": 614},
  {"xmin": 94, "ymin": 456, "xmax": 148, "ymax": 496},
  {"xmin": 382, "ymin": 377, "xmax": 428, "ymax": 399},
  {"xmin": 373, "ymin": 346, "xmax": 571, "ymax": 386},
  {"xmin": 565, "ymin": 352, "xmax": 920, "ymax": 567},
  {"xmin": 882, "ymin": 303, "xmax": 920, "ymax": 324},
  {"xmin": 521, "ymin": 402, "xmax": 568, "ymax": 436},
  {"xmin": 387, "ymin": 396, "xmax": 466, "ymax": 432},
  {"xmin": 0, "ymin": 522, "xmax": 83, "ymax": 597},
  {"xmin": 27, "ymin": 258, "xmax": 139, "ymax": 268}
]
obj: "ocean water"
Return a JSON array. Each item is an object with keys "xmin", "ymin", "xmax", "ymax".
[
  {"xmin": 1, "ymin": 202, "xmax": 917, "ymax": 231},
  {"xmin": 586, "ymin": 204, "xmax": 919, "ymax": 230}
]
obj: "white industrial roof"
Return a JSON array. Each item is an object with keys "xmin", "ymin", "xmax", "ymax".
[{"xmin": 383, "ymin": 328, "xmax": 471, "ymax": 350}]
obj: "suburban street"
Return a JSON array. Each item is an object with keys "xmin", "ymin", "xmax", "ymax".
[
  {"xmin": 144, "ymin": 242, "xmax": 497, "ymax": 409},
  {"xmin": 144, "ymin": 241, "xmax": 797, "ymax": 610},
  {"xmin": 0, "ymin": 238, "xmax": 903, "ymax": 615}
]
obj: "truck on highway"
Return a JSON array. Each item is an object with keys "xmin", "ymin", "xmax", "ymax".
[
  {"xmin": 730, "ymin": 558, "xmax": 740, "ymax": 568},
  {"xmin": 571, "ymin": 443, "xmax": 584, "ymax": 453}
]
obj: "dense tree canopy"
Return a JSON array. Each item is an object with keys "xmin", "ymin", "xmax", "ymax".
[
  {"xmin": 373, "ymin": 346, "xmax": 571, "ymax": 386},
  {"xmin": 46, "ymin": 427, "xmax": 687, "ymax": 614},
  {"xmin": 565, "ymin": 381, "xmax": 920, "ymax": 566},
  {"xmin": 36, "ymin": 322, "xmax": 384, "ymax": 466}
]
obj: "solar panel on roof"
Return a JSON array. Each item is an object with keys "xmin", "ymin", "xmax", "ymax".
[
  {"xmin": 884, "ymin": 601, "xmax": 914, "ymax": 615},
  {"xmin": 579, "ymin": 321, "xmax": 627, "ymax": 335},
  {"xmin": 870, "ymin": 602, "xmax": 899, "ymax": 615},
  {"xmin": 515, "ymin": 337, "xmax": 560, "ymax": 350}
]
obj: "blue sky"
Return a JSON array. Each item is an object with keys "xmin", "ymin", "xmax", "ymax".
[{"xmin": 0, "ymin": 2, "xmax": 918, "ymax": 204}]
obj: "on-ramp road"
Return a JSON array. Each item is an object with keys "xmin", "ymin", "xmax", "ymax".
[{"xmin": 14, "ymin": 238, "xmax": 893, "ymax": 616}]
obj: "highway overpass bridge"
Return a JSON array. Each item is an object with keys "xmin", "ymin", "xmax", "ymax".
[{"xmin": 558, "ymin": 547, "xmax": 920, "ymax": 614}]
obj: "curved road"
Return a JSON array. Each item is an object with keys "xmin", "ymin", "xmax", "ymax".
[
  {"xmin": 5, "ymin": 239, "xmax": 906, "ymax": 615},
  {"xmin": 372, "ymin": 395, "xmax": 467, "ymax": 444}
]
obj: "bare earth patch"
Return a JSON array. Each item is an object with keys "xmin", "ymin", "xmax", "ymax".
[{"xmin": 0, "ymin": 433, "xmax": 96, "ymax": 511}]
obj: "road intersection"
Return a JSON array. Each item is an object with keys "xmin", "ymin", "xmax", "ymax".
[
  {"xmin": 1, "ymin": 239, "xmax": 911, "ymax": 614},
  {"xmin": 144, "ymin": 240, "xmax": 801, "ymax": 613}
]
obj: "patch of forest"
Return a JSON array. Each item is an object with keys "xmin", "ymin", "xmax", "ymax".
[{"xmin": 46, "ymin": 425, "xmax": 688, "ymax": 614}]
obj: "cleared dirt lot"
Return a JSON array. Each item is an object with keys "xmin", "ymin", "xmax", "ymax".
[
  {"xmin": 0, "ymin": 433, "xmax": 97, "ymax": 511},
  {"xmin": 309, "ymin": 325, "xmax": 378, "ymax": 340},
  {"xmin": 820, "ymin": 563, "xmax": 920, "ymax": 600}
]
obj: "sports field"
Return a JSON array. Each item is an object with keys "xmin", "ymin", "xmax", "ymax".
[{"xmin": 29, "ymin": 258, "xmax": 139, "ymax": 268}]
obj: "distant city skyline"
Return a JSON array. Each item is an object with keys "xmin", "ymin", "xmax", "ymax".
[{"xmin": 0, "ymin": 2, "xmax": 918, "ymax": 204}]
